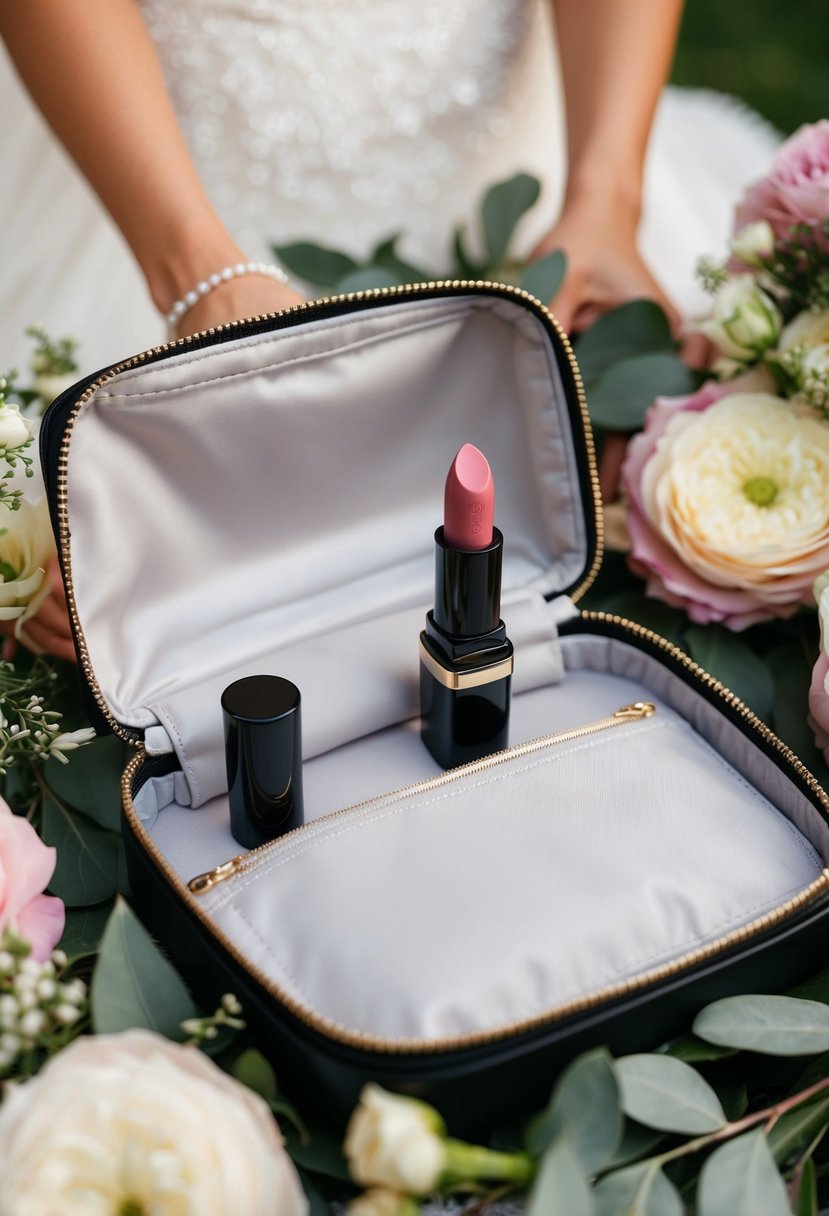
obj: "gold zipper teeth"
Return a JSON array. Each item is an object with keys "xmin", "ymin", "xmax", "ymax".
[
  {"xmin": 188, "ymin": 700, "xmax": 656, "ymax": 893},
  {"xmin": 54, "ymin": 280, "xmax": 601, "ymax": 744}
]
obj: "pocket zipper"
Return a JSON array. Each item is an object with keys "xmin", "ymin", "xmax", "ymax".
[{"xmin": 188, "ymin": 700, "xmax": 656, "ymax": 895}]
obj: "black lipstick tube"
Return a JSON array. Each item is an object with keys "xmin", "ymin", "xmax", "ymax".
[{"xmin": 419, "ymin": 526, "xmax": 513, "ymax": 768}]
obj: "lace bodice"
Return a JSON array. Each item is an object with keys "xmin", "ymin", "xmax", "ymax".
[{"xmin": 137, "ymin": 0, "xmax": 563, "ymax": 269}]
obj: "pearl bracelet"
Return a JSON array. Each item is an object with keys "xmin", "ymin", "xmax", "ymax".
[{"xmin": 165, "ymin": 261, "xmax": 289, "ymax": 331}]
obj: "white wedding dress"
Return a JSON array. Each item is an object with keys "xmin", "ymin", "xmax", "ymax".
[{"xmin": 0, "ymin": 0, "xmax": 778, "ymax": 378}]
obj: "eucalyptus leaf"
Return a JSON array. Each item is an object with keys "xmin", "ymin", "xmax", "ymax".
[
  {"xmin": 694, "ymin": 995, "xmax": 829, "ymax": 1056},
  {"xmin": 574, "ymin": 300, "xmax": 675, "ymax": 383},
  {"xmin": 370, "ymin": 234, "xmax": 432, "ymax": 284},
  {"xmin": 452, "ymin": 226, "xmax": 483, "ymax": 278},
  {"xmin": 594, "ymin": 1161, "xmax": 683, "ymax": 1216},
  {"xmin": 283, "ymin": 1125, "xmax": 351, "ymax": 1182},
  {"xmin": 767, "ymin": 1094, "xmax": 829, "ymax": 1166},
  {"xmin": 606, "ymin": 1122, "xmax": 667, "ymax": 1170},
  {"xmin": 41, "ymin": 791, "xmax": 121, "ymax": 907},
  {"xmin": 586, "ymin": 352, "xmax": 696, "ymax": 431},
  {"xmin": 272, "ymin": 241, "xmax": 358, "ymax": 287},
  {"xmin": 521, "ymin": 250, "xmax": 567, "ymax": 305},
  {"xmin": 697, "ymin": 1129, "xmax": 790, "ymax": 1216},
  {"xmin": 616, "ymin": 1053, "xmax": 727, "ymax": 1134},
  {"xmin": 796, "ymin": 1155, "xmax": 818, "ymax": 1216},
  {"xmin": 526, "ymin": 1136, "xmax": 593, "ymax": 1216},
  {"xmin": 90, "ymin": 896, "xmax": 198, "ymax": 1036},
  {"xmin": 481, "ymin": 172, "xmax": 540, "ymax": 266},
  {"xmin": 233, "ymin": 1048, "xmax": 277, "ymax": 1103},
  {"xmin": 59, "ymin": 899, "xmax": 114, "ymax": 960},
  {"xmin": 685, "ymin": 625, "xmax": 775, "ymax": 720},
  {"xmin": 332, "ymin": 266, "xmax": 401, "ymax": 294},
  {"xmin": 42, "ymin": 734, "xmax": 129, "ymax": 832},
  {"xmin": 527, "ymin": 1048, "xmax": 622, "ymax": 1174},
  {"xmin": 665, "ymin": 1035, "xmax": 737, "ymax": 1063}
]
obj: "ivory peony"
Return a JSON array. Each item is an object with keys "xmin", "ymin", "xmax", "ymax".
[
  {"xmin": 735, "ymin": 119, "xmax": 829, "ymax": 238},
  {"xmin": 624, "ymin": 383, "xmax": 829, "ymax": 629},
  {"xmin": 0, "ymin": 1030, "xmax": 308, "ymax": 1216},
  {"xmin": 0, "ymin": 796, "xmax": 63, "ymax": 962}
]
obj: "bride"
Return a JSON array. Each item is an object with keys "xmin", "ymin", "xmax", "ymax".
[
  {"xmin": 0, "ymin": 0, "xmax": 777, "ymax": 659},
  {"xmin": 1, "ymin": 0, "xmax": 776, "ymax": 360}
]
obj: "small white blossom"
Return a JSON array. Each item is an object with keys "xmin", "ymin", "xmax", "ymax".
[
  {"xmin": 18, "ymin": 1009, "xmax": 45, "ymax": 1038},
  {"xmin": 35, "ymin": 978, "xmax": 56, "ymax": 1001},
  {"xmin": 61, "ymin": 978, "xmax": 87, "ymax": 1007},
  {"xmin": 53, "ymin": 1003, "xmax": 81, "ymax": 1026}
]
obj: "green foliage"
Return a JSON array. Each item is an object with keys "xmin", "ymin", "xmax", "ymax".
[
  {"xmin": 481, "ymin": 172, "xmax": 540, "ymax": 266},
  {"xmin": 616, "ymin": 1053, "xmax": 726, "ymax": 1134},
  {"xmin": 90, "ymin": 897, "xmax": 198, "ymax": 1036},
  {"xmin": 527, "ymin": 1048, "xmax": 622, "ymax": 1172},
  {"xmin": 41, "ymin": 789, "xmax": 121, "ymax": 906},
  {"xmin": 697, "ymin": 1130, "xmax": 790, "ymax": 1216},
  {"xmin": 684, "ymin": 626, "xmax": 775, "ymax": 722},
  {"xmin": 593, "ymin": 1161, "xmax": 683, "ymax": 1216},
  {"xmin": 694, "ymin": 995, "xmax": 829, "ymax": 1056},
  {"xmin": 526, "ymin": 1136, "xmax": 593, "ymax": 1216},
  {"xmin": 521, "ymin": 250, "xmax": 567, "ymax": 303}
]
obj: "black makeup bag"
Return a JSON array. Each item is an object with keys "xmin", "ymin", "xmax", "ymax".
[{"xmin": 41, "ymin": 284, "xmax": 829, "ymax": 1127}]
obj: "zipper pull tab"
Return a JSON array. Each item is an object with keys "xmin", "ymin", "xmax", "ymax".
[
  {"xmin": 614, "ymin": 701, "xmax": 656, "ymax": 720},
  {"xmin": 188, "ymin": 856, "xmax": 246, "ymax": 895}
]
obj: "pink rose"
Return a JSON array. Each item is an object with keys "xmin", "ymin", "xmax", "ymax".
[
  {"xmin": 735, "ymin": 120, "xmax": 829, "ymax": 238},
  {"xmin": 0, "ymin": 798, "xmax": 64, "ymax": 961},
  {"xmin": 622, "ymin": 373, "xmax": 829, "ymax": 631},
  {"xmin": 809, "ymin": 652, "xmax": 829, "ymax": 764}
]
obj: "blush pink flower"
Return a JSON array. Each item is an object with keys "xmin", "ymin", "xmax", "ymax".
[
  {"xmin": 0, "ymin": 797, "xmax": 64, "ymax": 961},
  {"xmin": 735, "ymin": 120, "xmax": 829, "ymax": 238},
  {"xmin": 622, "ymin": 373, "xmax": 829, "ymax": 631}
]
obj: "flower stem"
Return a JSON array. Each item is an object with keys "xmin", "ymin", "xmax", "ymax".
[
  {"xmin": 442, "ymin": 1140, "xmax": 535, "ymax": 1189},
  {"xmin": 649, "ymin": 1074, "xmax": 829, "ymax": 1169}
]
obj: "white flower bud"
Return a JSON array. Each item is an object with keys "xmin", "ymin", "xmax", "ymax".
[
  {"xmin": 0, "ymin": 951, "xmax": 14, "ymax": 975},
  {"xmin": 0, "ymin": 1033, "xmax": 20, "ymax": 1056},
  {"xmin": 35, "ymin": 978, "xmax": 57, "ymax": 1001},
  {"xmin": 221, "ymin": 993, "xmax": 243, "ymax": 1016},
  {"xmin": 0, "ymin": 402, "xmax": 32, "ymax": 451},
  {"xmin": 53, "ymin": 1004, "xmax": 81, "ymax": 1026},
  {"xmin": 730, "ymin": 220, "xmax": 775, "ymax": 267},
  {"xmin": 0, "ymin": 994, "xmax": 19, "ymax": 1028},
  {"xmin": 699, "ymin": 275, "xmax": 782, "ymax": 361},
  {"xmin": 18, "ymin": 1009, "xmax": 45, "ymax": 1039},
  {"xmin": 60, "ymin": 979, "xmax": 87, "ymax": 1006},
  {"xmin": 49, "ymin": 950, "xmax": 67, "ymax": 970},
  {"xmin": 344, "ymin": 1084, "xmax": 447, "ymax": 1196},
  {"xmin": 15, "ymin": 988, "xmax": 37, "ymax": 1011}
]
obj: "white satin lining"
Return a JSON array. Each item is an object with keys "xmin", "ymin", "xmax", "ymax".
[
  {"xmin": 135, "ymin": 635, "xmax": 829, "ymax": 1043},
  {"xmin": 66, "ymin": 295, "xmax": 588, "ymax": 800}
]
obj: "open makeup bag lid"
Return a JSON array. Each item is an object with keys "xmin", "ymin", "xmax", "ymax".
[{"xmin": 41, "ymin": 285, "xmax": 601, "ymax": 798}]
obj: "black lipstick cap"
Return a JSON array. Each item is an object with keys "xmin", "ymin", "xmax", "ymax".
[{"xmin": 221, "ymin": 675, "xmax": 304, "ymax": 850}]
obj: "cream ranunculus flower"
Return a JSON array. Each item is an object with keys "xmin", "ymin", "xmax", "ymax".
[
  {"xmin": 778, "ymin": 309, "xmax": 829, "ymax": 355},
  {"xmin": 0, "ymin": 400, "xmax": 32, "ymax": 452},
  {"xmin": 0, "ymin": 1029, "xmax": 308, "ymax": 1216},
  {"xmin": 344, "ymin": 1084, "xmax": 447, "ymax": 1196},
  {"xmin": 638, "ymin": 392, "xmax": 829, "ymax": 615},
  {"xmin": 0, "ymin": 496, "xmax": 55, "ymax": 640},
  {"xmin": 699, "ymin": 275, "xmax": 782, "ymax": 362}
]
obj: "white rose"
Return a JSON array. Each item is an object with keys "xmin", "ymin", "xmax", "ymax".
[
  {"xmin": 344, "ymin": 1084, "xmax": 447, "ymax": 1196},
  {"xmin": 699, "ymin": 275, "xmax": 782, "ymax": 361},
  {"xmin": 730, "ymin": 220, "xmax": 775, "ymax": 267},
  {"xmin": 33, "ymin": 372, "xmax": 77, "ymax": 406},
  {"xmin": 0, "ymin": 496, "xmax": 55, "ymax": 639},
  {"xmin": 0, "ymin": 1029, "xmax": 308, "ymax": 1216},
  {"xmin": 0, "ymin": 402, "xmax": 32, "ymax": 451},
  {"xmin": 347, "ymin": 1189, "xmax": 421, "ymax": 1216}
]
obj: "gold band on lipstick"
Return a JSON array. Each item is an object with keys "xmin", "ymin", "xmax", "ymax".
[{"xmin": 418, "ymin": 638, "xmax": 514, "ymax": 691}]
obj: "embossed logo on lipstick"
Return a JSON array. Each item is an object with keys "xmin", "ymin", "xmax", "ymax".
[{"xmin": 444, "ymin": 444, "xmax": 494, "ymax": 550}]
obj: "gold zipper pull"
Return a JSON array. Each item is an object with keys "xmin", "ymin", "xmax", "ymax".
[
  {"xmin": 188, "ymin": 856, "xmax": 246, "ymax": 894},
  {"xmin": 614, "ymin": 701, "xmax": 656, "ymax": 720}
]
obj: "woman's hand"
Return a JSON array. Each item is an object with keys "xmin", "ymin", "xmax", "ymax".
[{"xmin": 530, "ymin": 198, "xmax": 680, "ymax": 337}]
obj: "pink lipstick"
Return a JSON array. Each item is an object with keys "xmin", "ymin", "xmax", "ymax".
[{"xmin": 419, "ymin": 443, "xmax": 514, "ymax": 768}]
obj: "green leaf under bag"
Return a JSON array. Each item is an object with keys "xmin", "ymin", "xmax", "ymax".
[
  {"xmin": 694, "ymin": 995, "xmax": 829, "ymax": 1056},
  {"xmin": 616, "ymin": 1053, "xmax": 727, "ymax": 1134},
  {"xmin": 697, "ymin": 1129, "xmax": 790, "ymax": 1216}
]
